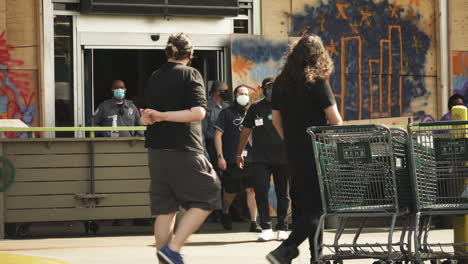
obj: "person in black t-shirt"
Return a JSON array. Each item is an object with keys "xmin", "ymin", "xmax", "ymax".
[
  {"xmin": 266, "ymin": 35, "xmax": 343, "ymax": 264},
  {"xmin": 214, "ymin": 85, "xmax": 261, "ymax": 233},
  {"xmin": 236, "ymin": 77, "xmax": 290, "ymax": 242},
  {"xmin": 140, "ymin": 33, "xmax": 221, "ymax": 264}
]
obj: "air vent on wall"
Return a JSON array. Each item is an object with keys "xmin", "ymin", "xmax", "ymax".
[{"xmin": 81, "ymin": 0, "xmax": 240, "ymax": 17}]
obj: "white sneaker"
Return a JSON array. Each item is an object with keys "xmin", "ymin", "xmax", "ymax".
[
  {"xmin": 277, "ymin": 230, "xmax": 289, "ymax": 241},
  {"xmin": 258, "ymin": 229, "xmax": 275, "ymax": 241}
]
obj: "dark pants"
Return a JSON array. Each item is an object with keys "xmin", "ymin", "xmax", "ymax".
[
  {"xmin": 252, "ymin": 162, "xmax": 290, "ymax": 230},
  {"xmin": 281, "ymin": 145, "xmax": 323, "ymax": 262},
  {"xmin": 205, "ymin": 138, "xmax": 219, "ymax": 173}
]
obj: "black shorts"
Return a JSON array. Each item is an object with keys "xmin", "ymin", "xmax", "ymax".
[
  {"xmin": 148, "ymin": 148, "xmax": 222, "ymax": 216},
  {"xmin": 221, "ymin": 164, "xmax": 254, "ymax": 194}
]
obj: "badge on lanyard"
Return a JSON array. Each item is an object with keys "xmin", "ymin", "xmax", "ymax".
[
  {"xmin": 255, "ymin": 117, "xmax": 264, "ymax": 127},
  {"xmin": 242, "ymin": 150, "xmax": 248, "ymax": 157}
]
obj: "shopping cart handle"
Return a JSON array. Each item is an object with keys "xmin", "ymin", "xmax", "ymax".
[
  {"xmin": 307, "ymin": 124, "xmax": 387, "ymax": 134},
  {"xmin": 409, "ymin": 120, "xmax": 468, "ymax": 127}
]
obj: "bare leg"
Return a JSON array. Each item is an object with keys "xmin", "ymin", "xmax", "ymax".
[
  {"xmin": 246, "ymin": 187, "xmax": 258, "ymax": 222},
  {"xmin": 168, "ymin": 208, "xmax": 211, "ymax": 252},
  {"xmin": 223, "ymin": 192, "xmax": 238, "ymax": 214},
  {"xmin": 154, "ymin": 212, "xmax": 177, "ymax": 250}
]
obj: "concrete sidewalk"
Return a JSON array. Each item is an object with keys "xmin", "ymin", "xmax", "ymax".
[{"xmin": 0, "ymin": 221, "xmax": 455, "ymax": 264}]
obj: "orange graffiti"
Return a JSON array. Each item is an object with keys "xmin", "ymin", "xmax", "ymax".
[
  {"xmin": 359, "ymin": 9, "xmax": 373, "ymax": 27},
  {"xmin": 368, "ymin": 59, "xmax": 379, "ymax": 117},
  {"xmin": 379, "ymin": 40, "xmax": 389, "ymax": 113},
  {"xmin": 392, "ymin": 0, "xmax": 420, "ymax": 7},
  {"xmin": 388, "ymin": 26, "xmax": 404, "ymax": 116},
  {"xmin": 319, "ymin": 14, "xmax": 326, "ymax": 31},
  {"xmin": 406, "ymin": 8, "xmax": 417, "ymax": 23},
  {"xmin": 389, "ymin": 5, "xmax": 401, "ymax": 18},
  {"xmin": 336, "ymin": 3, "xmax": 350, "ymax": 20},
  {"xmin": 326, "ymin": 40, "xmax": 339, "ymax": 57},
  {"xmin": 340, "ymin": 36, "xmax": 362, "ymax": 120},
  {"xmin": 411, "ymin": 36, "xmax": 422, "ymax": 53},
  {"xmin": 369, "ymin": 26, "xmax": 403, "ymax": 116},
  {"xmin": 410, "ymin": 0, "xmax": 421, "ymax": 7},
  {"xmin": 452, "ymin": 51, "xmax": 468, "ymax": 77},
  {"xmin": 232, "ymin": 55, "xmax": 254, "ymax": 78},
  {"xmin": 349, "ymin": 22, "xmax": 360, "ymax": 34}
]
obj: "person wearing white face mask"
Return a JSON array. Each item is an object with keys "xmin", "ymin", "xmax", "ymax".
[
  {"xmin": 92, "ymin": 80, "xmax": 143, "ymax": 137},
  {"xmin": 214, "ymin": 85, "xmax": 262, "ymax": 233}
]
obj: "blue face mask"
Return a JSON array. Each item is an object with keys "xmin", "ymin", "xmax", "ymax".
[{"xmin": 113, "ymin": 89, "xmax": 125, "ymax": 99}]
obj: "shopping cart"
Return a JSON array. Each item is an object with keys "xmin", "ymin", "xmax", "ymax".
[
  {"xmin": 408, "ymin": 120, "xmax": 468, "ymax": 264},
  {"xmin": 307, "ymin": 124, "xmax": 413, "ymax": 264}
]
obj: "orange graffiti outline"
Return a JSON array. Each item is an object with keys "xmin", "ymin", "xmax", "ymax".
[
  {"xmin": 341, "ymin": 36, "xmax": 362, "ymax": 120},
  {"xmin": 369, "ymin": 59, "xmax": 379, "ymax": 117},
  {"xmin": 336, "ymin": 3, "xmax": 350, "ymax": 20}
]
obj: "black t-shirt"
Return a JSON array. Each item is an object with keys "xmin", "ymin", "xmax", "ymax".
[
  {"xmin": 214, "ymin": 104, "xmax": 251, "ymax": 164},
  {"xmin": 243, "ymin": 99, "xmax": 287, "ymax": 164},
  {"xmin": 271, "ymin": 76, "xmax": 336, "ymax": 153},
  {"xmin": 144, "ymin": 62, "xmax": 207, "ymax": 153}
]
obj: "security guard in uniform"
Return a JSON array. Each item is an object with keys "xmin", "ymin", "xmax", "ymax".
[{"xmin": 92, "ymin": 80, "xmax": 144, "ymax": 137}]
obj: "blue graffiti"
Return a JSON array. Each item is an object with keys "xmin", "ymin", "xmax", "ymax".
[
  {"xmin": 292, "ymin": 0, "xmax": 431, "ymax": 120},
  {"xmin": 232, "ymin": 37, "xmax": 288, "ymax": 64}
]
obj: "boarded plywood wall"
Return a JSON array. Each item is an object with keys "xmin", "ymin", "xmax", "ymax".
[
  {"xmin": 450, "ymin": 0, "xmax": 468, "ymax": 98},
  {"xmin": 231, "ymin": 35, "xmax": 296, "ymax": 101},
  {"xmin": 3, "ymin": 139, "xmax": 151, "ymax": 223},
  {"xmin": 450, "ymin": 0, "xmax": 468, "ymax": 51},
  {"xmin": 0, "ymin": 0, "xmax": 41, "ymax": 133},
  {"xmin": 261, "ymin": 0, "xmax": 438, "ymax": 121}
]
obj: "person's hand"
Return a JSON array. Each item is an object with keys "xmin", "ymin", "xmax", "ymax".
[
  {"xmin": 236, "ymin": 155, "xmax": 244, "ymax": 169},
  {"xmin": 139, "ymin": 109, "xmax": 152, "ymax": 125},
  {"xmin": 139, "ymin": 109, "xmax": 165, "ymax": 125},
  {"xmin": 218, "ymin": 157, "xmax": 227, "ymax": 171}
]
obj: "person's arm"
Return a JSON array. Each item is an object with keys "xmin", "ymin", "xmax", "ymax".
[
  {"xmin": 92, "ymin": 104, "xmax": 104, "ymax": 126},
  {"xmin": 324, "ymin": 104, "xmax": 343, "ymax": 126},
  {"xmin": 139, "ymin": 107, "xmax": 205, "ymax": 125},
  {"xmin": 272, "ymin": 109, "xmax": 284, "ymax": 141},
  {"xmin": 133, "ymin": 105, "xmax": 145, "ymax": 136},
  {"xmin": 236, "ymin": 127, "xmax": 252, "ymax": 169},
  {"xmin": 214, "ymin": 129, "xmax": 227, "ymax": 171}
]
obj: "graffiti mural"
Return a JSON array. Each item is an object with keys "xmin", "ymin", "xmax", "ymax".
[
  {"xmin": 0, "ymin": 31, "xmax": 35, "ymax": 137},
  {"xmin": 453, "ymin": 51, "xmax": 468, "ymax": 101},
  {"xmin": 291, "ymin": 0, "xmax": 435, "ymax": 120},
  {"xmin": 231, "ymin": 35, "xmax": 295, "ymax": 101}
]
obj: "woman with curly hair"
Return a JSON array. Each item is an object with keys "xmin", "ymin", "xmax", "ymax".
[{"xmin": 267, "ymin": 34, "xmax": 343, "ymax": 264}]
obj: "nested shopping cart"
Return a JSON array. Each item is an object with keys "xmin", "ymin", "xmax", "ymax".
[
  {"xmin": 408, "ymin": 120, "xmax": 468, "ymax": 264},
  {"xmin": 307, "ymin": 124, "xmax": 413, "ymax": 264}
]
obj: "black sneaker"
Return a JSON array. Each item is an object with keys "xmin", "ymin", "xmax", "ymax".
[
  {"xmin": 249, "ymin": 221, "xmax": 262, "ymax": 233},
  {"xmin": 220, "ymin": 213, "xmax": 232, "ymax": 230},
  {"xmin": 266, "ymin": 245, "xmax": 299, "ymax": 264}
]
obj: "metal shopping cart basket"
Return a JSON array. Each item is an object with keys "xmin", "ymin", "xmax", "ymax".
[
  {"xmin": 408, "ymin": 120, "xmax": 468, "ymax": 264},
  {"xmin": 308, "ymin": 124, "xmax": 413, "ymax": 264}
]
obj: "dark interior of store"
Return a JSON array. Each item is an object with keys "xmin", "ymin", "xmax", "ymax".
[{"xmin": 90, "ymin": 49, "xmax": 219, "ymax": 113}]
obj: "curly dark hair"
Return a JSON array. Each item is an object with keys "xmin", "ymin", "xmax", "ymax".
[
  {"xmin": 279, "ymin": 34, "xmax": 334, "ymax": 91},
  {"xmin": 448, "ymin": 93, "xmax": 465, "ymax": 110},
  {"xmin": 165, "ymin": 33, "xmax": 193, "ymax": 60}
]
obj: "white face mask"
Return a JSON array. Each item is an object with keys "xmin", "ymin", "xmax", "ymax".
[{"xmin": 236, "ymin": 95, "xmax": 250, "ymax": 106}]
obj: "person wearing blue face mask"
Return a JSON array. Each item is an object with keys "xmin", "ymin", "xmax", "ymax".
[{"xmin": 92, "ymin": 80, "xmax": 144, "ymax": 137}]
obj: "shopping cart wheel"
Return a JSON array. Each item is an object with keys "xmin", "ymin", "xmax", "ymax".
[
  {"xmin": 441, "ymin": 260, "xmax": 452, "ymax": 264},
  {"xmin": 332, "ymin": 261, "xmax": 343, "ymax": 264}
]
